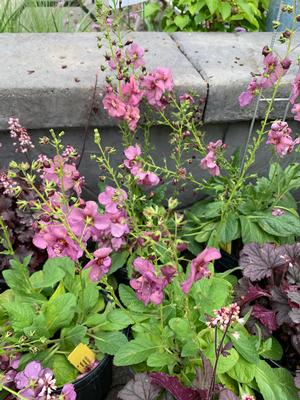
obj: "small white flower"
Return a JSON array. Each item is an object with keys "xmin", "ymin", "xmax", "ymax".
[{"xmin": 232, "ymin": 331, "xmax": 240, "ymax": 340}]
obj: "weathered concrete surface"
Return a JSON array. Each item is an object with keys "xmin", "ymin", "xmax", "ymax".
[
  {"xmin": 172, "ymin": 32, "xmax": 300, "ymax": 123},
  {"xmin": 0, "ymin": 32, "xmax": 205, "ymax": 130}
]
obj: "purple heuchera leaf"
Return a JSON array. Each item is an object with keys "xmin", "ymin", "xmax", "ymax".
[
  {"xmin": 239, "ymin": 243, "xmax": 286, "ymax": 281},
  {"xmin": 193, "ymin": 355, "xmax": 214, "ymax": 391},
  {"xmin": 252, "ymin": 304, "xmax": 278, "ymax": 332},
  {"xmin": 118, "ymin": 373, "xmax": 161, "ymax": 400},
  {"xmin": 271, "ymin": 287, "xmax": 291, "ymax": 325},
  {"xmin": 219, "ymin": 389, "xmax": 239, "ymax": 400},
  {"xmin": 295, "ymin": 371, "xmax": 300, "ymax": 399},
  {"xmin": 150, "ymin": 372, "xmax": 206, "ymax": 400}
]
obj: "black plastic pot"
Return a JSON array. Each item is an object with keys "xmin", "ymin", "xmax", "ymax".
[
  {"xmin": 114, "ymin": 267, "xmax": 130, "ymax": 285},
  {"xmin": 214, "ymin": 250, "xmax": 241, "ymax": 277},
  {"xmin": 66, "ymin": 355, "xmax": 113, "ymax": 400}
]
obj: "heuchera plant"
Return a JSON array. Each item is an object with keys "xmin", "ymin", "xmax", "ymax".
[{"xmin": 237, "ymin": 242, "xmax": 300, "ymax": 370}]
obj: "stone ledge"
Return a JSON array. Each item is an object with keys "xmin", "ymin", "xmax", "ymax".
[
  {"xmin": 0, "ymin": 32, "xmax": 205, "ymax": 130},
  {"xmin": 1, "ymin": 32, "xmax": 300, "ymax": 131},
  {"xmin": 172, "ymin": 32, "xmax": 300, "ymax": 123}
]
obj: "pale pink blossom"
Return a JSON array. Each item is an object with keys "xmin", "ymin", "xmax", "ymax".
[
  {"xmin": 103, "ymin": 90, "xmax": 126, "ymax": 118},
  {"xmin": 98, "ymin": 186, "xmax": 127, "ymax": 214},
  {"xmin": 121, "ymin": 76, "xmax": 143, "ymax": 106},
  {"xmin": 267, "ymin": 120, "xmax": 299, "ymax": 157},
  {"xmin": 181, "ymin": 248, "xmax": 221, "ymax": 294},
  {"xmin": 84, "ymin": 247, "xmax": 112, "ymax": 281},
  {"xmin": 239, "ymin": 78, "xmax": 260, "ymax": 107},
  {"xmin": 127, "ymin": 43, "xmax": 145, "ymax": 69},
  {"xmin": 8, "ymin": 117, "xmax": 34, "ymax": 153},
  {"xmin": 260, "ymin": 53, "xmax": 284, "ymax": 89},
  {"xmin": 124, "ymin": 105, "xmax": 140, "ymax": 131},
  {"xmin": 142, "ymin": 67, "xmax": 174, "ymax": 109},
  {"xmin": 272, "ymin": 208, "xmax": 284, "ymax": 216}
]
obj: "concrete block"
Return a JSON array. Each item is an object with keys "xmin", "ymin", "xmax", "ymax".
[
  {"xmin": 172, "ymin": 32, "xmax": 300, "ymax": 123},
  {"xmin": 0, "ymin": 32, "xmax": 204, "ymax": 130}
]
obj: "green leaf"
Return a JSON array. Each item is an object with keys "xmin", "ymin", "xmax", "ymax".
[
  {"xmin": 228, "ymin": 356, "xmax": 256, "ymax": 383},
  {"xmin": 49, "ymin": 354, "xmax": 78, "ymax": 387},
  {"xmin": 255, "ymin": 361, "xmax": 298, "ymax": 400},
  {"xmin": 219, "ymin": 2, "xmax": 231, "ymax": 19},
  {"xmin": 4, "ymin": 302, "xmax": 35, "ymax": 332},
  {"xmin": 174, "ymin": 14, "xmax": 191, "ymax": 30},
  {"xmin": 30, "ymin": 263, "xmax": 66, "ymax": 289},
  {"xmin": 44, "ymin": 293, "xmax": 76, "ymax": 335},
  {"xmin": 181, "ymin": 341, "xmax": 199, "ymax": 357},
  {"xmin": 231, "ymin": 331, "xmax": 259, "ymax": 364},
  {"xmin": 114, "ymin": 337, "xmax": 158, "ymax": 366},
  {"xmin": 260, "ymin": 337, "xmax": 283, "ymax": 361},
  {"xmin": 256, "ymin": 212, "xmax": 300, "ymax": 237},
  {"xmin": 84, "ymin": 313, "xmax": 106, "ymax": 327},
  {"xmin": 206, "ymin": 0, "xmax": 219, "ymax": 14},
  {"xmin": 107, "ymin": 309, "xmax": 132, "ymax": 329},
  {"xmin": 191, "ymin": 277, "xmax": 232, "ymax": 321},
  {"xmin": 240, "ymin": 216, "xmax": 273, "ymax": 244},
  {"xmin": 24, "ymin": 313, "xmax": 50, "ymax": 339},
  {"xmin": 3, "ymin": 258, "xmax": 31, "ymax": 294},
  {"xmin": 169, "ymin": 318, "xmax": 192, "ymax": 341},
  {"xmin": 81, "ymin": 283, "xmax": 99, "ymax": 315},
  {"xmin": 189, "ymin": 0, "xmax": 205, "ymax": 15},
  {"xmin": 144, "ymin": 2, "xmax": 161, "ymax": 18},
  {"xmin": 43, "ymin": 257, "xmax": 75, "ymax": 275},
  {"xmin": 206, "ymin": 343, "xmax": 239, "ymax": 374},
  {"xmin": 108, "ymin": 251, "xmax": 129, "ymax": 275},
  {"xmin": 218, "ymin": 213, "xmax": 240, "ymax": 244},
  {"xmin": 119, "ymin": 284, "xmax": 148, "ymax": 313},
  {"xmin": 147, "ymin": 352, "xmax": 176, "ymax": 368},
  {"xmin": 60, "ymin": 325, "xmax": 88, "ymax": 350},
  {"xmin": 95, "ymin": 331, "xmax": 128, "ymax": 355}
]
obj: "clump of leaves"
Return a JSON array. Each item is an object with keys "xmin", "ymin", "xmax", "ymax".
[
  {"xmin": 237, "ymin": 242, "xmax": 300, "ymax": 370},
  {"xmin": 0, "ymin": 256, "xmax": 130, "ymax": 389}
]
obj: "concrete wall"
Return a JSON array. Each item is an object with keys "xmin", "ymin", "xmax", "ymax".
[{"xmin": 1, "ymin": 32, "xmax": 300, "ymax": 203}]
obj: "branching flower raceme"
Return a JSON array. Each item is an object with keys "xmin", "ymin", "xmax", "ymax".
[
  {"xmin": 124, "ymin": 144, "xmax": 160, "ymax": 187},
  {"xmin": 200, "ymin": 140, "xmax": 225, "ymax": 176},
  {"xmin": 207, "ymin": 303, "xmax": 243, "ymax": 331},
  {"xmin": 8, "ymin": 117, "xmax": 34, "ymax": 153},
  {"xmin": 181, "ymin": 248, "xmax": 221, "ymax": 294}
]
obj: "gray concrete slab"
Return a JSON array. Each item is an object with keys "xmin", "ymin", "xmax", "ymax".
[
  {"xmin": 0, "ymin": 32, "xmax": 205, "ymax": 130},
  {"xmin": 172, "ymin": 32, "xmax": 300, "ymax": 123}
]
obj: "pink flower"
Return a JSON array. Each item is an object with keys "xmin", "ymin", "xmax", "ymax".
[
  {"xmin": 260, "ymin": 53, "xmax": 284, "ymax": 89},
  {"xmin": 33, "ymin": 224, "xmax": 83, "ymax": 261},
  {"xmin": 266, "ymin": 120, "xmax": 299, "ymax": 157},
  {"xmin": 207, "ymin": 303, "xmax": 241, "ymax": 331},
  {"xmin": 130, "ymin": 257, "xmax": 174, "ymax": 305},
  {"xmin": 124, "ymin": 144, "xmax": 160, "ymax": 187},
  {"xmin": 179, "ymin": 93, "xmax": 195, "ymax": 105},
  {"xmin": 239, "ymin": 78, "xmax": 260, "ymax": 107},
  {"xmin": 68, "ymin": 201, "xmax": 110, "ymax": 241},
  {"xmin": 181, "ymin": 247, "xmax": 221, "ymax": 294},
  {"xmin": 98, "ymin": 186, "xmax": 127, "ymax": 214},
  {"xmin": 292, "ymin": 103, "xmax": 300, "ymax": 121},
  {"xmin": 84, "ymin": 247, "xmax": 112, "ymax": 282},
  {"xmin": 42, "ymin": 156, "xmax": 83, "ymax": 195},
  {"xmin": 8, "ymin": 117, "xmax": 34, "ymax": 153},
  {"xmin": 121, "ymin": 76, "xmax": 143, "ymax": 106},
  {"xmin": 61, "ymin": 383, "xmax": 77, "ymax": 400},
  {"xmin": 103, "ymin": 90, "xmax": 126, "ymax": 118},
  {"xmin": 142, "ymin": 67, "xmax": 174, "ymax": 109},
  {"xmin": 272, "ymin": 208, "xmax": 284, "ymax": 216},
  {"xmin": 124, "ymin": 105, "xmax": 140, "ymax": 131},
  {"xmin": 200, "ymin": 151, "xmax": 219, "ymax": 176},
  {"xmin": 290, "ymin": 73, "xmax": 300, "ymax": 104},
  {"xmin": 127, "ymin": 43, "xmax": 145, "ymax": 69}
]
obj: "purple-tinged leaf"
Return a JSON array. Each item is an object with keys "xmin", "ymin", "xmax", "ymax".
[
  {"xmin": 287, "ymin": 290, "xmax": 300, "ymax": 305},
  {"xmin": 219, "ymin": 389, "xmax": 239, "ymax": 400},
  {"xmin": 239, "ymin": 243, "xmax": 285, "ymax": 281},
  {"xmin": 193, "ymin": 354, "xmax": 214, "ymax": 391},
  {"xmin": 287, "ymin": 265, "xmax": 300, "ymax": 285},
  {"xmin": 283, "ymin": 243, "xmax": 300, "ymax": 264},
  {"xmin": 289, "ymin": 308, "xmax": 300, "ymax": 324},
  {"xmin": 150, "ymin": 372, "xmax": 206, "ymax": 400},
  {"xmin": 271, "ymin": 288, "xmax": 291, "ymax": 325},
  {"xmin": 252, "ymin": 304, "xmax": 278, "ymax": 332},
  {"xmin": 240, "ymin": 282, "xmax": 270, "ymax": 306},
  {"xmin": 118, "ymin": 373, "xmax": 161, "ymax": 400},
  {"xmin": 294, "ymin": 371, "xmax": 300, "ymax": 399},
  {"xmin": 221, "ymin": 342, "xmax": 233, "ymax": 357}
]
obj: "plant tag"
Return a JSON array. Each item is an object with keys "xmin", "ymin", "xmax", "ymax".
[{"xmin": 67, "ymin": 343, "xmax": 96, "ymax": 373}]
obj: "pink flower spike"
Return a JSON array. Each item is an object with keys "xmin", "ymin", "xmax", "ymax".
[
  {"xmin": 121, "ymin": 76, "xmax": 143, "ymax": 106},
  {"xmin": 266, "ymin": 120, "xmax": 299, "ymax": 157},
  {"xmin": 124, "ymin": 144, "xmax": 141, "ymax": 160},
  {"xmin": 103, "ymin": 91, "xmax": 126, "ymax": 118},
  {"xmin": 181, "ymin": 247, "xmax": 221, "ymax": 294},
  {"xmin": 124, "ymin": 105, "xmax": 140, "ymax": 131}
]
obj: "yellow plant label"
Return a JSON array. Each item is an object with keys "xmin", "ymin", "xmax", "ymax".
[{"xmin": 67, "ymin": 343, "xmax": 96, "ymax": 373}]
